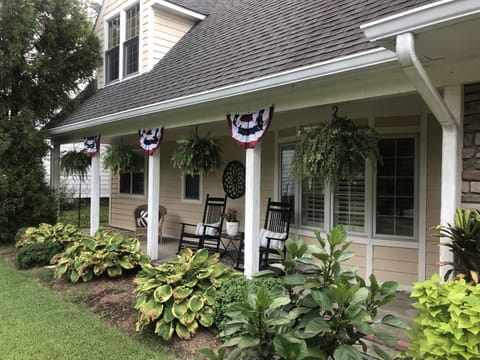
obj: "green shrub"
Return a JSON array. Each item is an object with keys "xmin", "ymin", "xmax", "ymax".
[
  {"xmin": 213, "ymin": 276, "xmax": 284, "ymax": 332},
  {"xmin": 16, "ymin": 222, "xmax": 82, "ymax": 248},
  {"xmin": 51, "ymin": 229, "xmax": 150, "ymax": 283},
  {"xmin": 16, "ymin": 241, "xmax": 64, "ymax": 269},
  {"xmin": 134, "ymin": 248, "xmax": 241, "ymax": 341},
  {"xmin": 405, "ymin": 274, "xmax": 480, "ymax": 360}
]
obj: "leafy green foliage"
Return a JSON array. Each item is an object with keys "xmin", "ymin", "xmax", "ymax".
[
  {"xmin": 210, "ymin": 225, "xmax": 405, "ymax": 360},
  {"xmin": 0, "ymin": 114, "xmax": 56, "ymax": 244},
  {"xmin": 16, "ymin": 240, "xmax": 64, "ymax": 269},
  {"xmin": 171, "ymin": 131, "xmax": 223, "ymax": 175},
  {"xmin": 404, "ymin": 274, "xmax": 480, "ymax": 359},
  {"xmin": 0, "ymin": 0, "xmax": 100, "ymax": 120},
  {"xmin": 103, "ymin": 143, "xmax": 142, "ymax": 175},
  {"xmin": 213, "ymin": 276, "xmax": 284, "ymax": 332},
  {"xmin": 61, "ymin": 150, "xmax": 91, "ymax": 180},
  {"xmin": 290, "ymin": 109, "xmax": 379, "ymax": 186},
  {"xmin": 133, "ymin": 248, "xmax": 240, "ymax": 341},
  {"xmin": 434, "ymin": 208, "xmax": 480, "ymax": 282},
  {"xmin": 51, "ymin": 229, "xmax": 150, "ymax": 283},
  {"xmin": 16, "ymin": 223, "xmax": 82, "ymax": 248}
]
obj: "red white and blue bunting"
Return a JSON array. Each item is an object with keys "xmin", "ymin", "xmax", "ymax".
[
  {"xmin": 138, "ymin": 127, "xmax": 164, "ymax": 155},
  {"xmin": 227, "ymin": 106, "xmax": 274, "ymax": 148},
  {"xmin": 83, "ymin": 135, "xmax": 101, "ymax": 157}
]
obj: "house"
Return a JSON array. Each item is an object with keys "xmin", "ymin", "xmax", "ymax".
[{"xmin": 46, "ymin": 0, "xmax": 480, "ymax": 289}]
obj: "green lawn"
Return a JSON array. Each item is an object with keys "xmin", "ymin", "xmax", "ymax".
[
  {"xmin": 58, "ymin": 202, "xmax": 109, "ymax": 229},
  {"xmin": 0, "ymin": 256, "xmax": 174, "ymax": 360}
]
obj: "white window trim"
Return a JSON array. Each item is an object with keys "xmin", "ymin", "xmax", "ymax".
[
  {"xmin": 118, "ymin": 151, "xmax": 147, "ymax": 198},
  {"xmin": 181, "ymin": 173, "xmax": 202, "ymax": 204},
  {"xmin": 103, "ymin": 0, "xmax": 142, "ymax": 86}
]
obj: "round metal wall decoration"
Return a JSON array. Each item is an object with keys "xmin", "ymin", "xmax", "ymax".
[{"xmin": 222, "ymin": 160, "xmax": 245, "ymax": 199}]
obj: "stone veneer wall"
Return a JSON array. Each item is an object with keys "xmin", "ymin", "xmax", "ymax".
[{"xmin": 462, "ymin": 83, "xmax": 480, "ymax": 205}]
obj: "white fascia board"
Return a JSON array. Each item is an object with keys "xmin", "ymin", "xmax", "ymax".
[
  {"xmin": 48, "ymin": 48, "xmax": 397, "ymax": 136},
  {"xmin": 361, "ymin": 0, "xmax": 480, "ymax": 41},
  {"xmin": 151, "ymin": 0, "xmax": 206, "ymax": 21}
]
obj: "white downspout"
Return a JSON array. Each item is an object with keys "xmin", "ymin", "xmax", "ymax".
[{"xmin": 396, "ymin": 32, "xmax": 461, "ymax": 279}]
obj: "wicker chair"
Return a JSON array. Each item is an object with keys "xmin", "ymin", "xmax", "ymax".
[{"xmin": 133, "ymin": 204, "xmax": 167, "ymax": 243}]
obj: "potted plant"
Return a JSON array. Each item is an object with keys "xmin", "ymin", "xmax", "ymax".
[
  {"xmin": 290, "ymin": 106, "xmax": 380, "ymax": 187},
  {"xmin": 103, "ymin": 142, "xmax": 140, "ymax": 175},
  {"xmin": 223, "ymin": 208, "xmax": 239, "ymax": 236},
  {"xmin": 171, "ymin": 129, "xmax": 223, "ymax": 175}
]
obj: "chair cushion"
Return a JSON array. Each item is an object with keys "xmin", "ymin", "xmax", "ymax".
[
  {"xmin": 137, "ymin": 210, "xmax": 148, "ymax": 228},
  {"xmin": 260, "ymin": 228, "xmax": 287, "ymax": 249},
  {"xmin": 195, "ymin": 222, "xmax": 220, "ymax": 236}
]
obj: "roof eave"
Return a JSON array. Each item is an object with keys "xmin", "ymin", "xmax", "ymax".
[
  {"xmin": 361, "ymin": 0, "xmax": 480, "ymax": 42},
  {"xmin": 47, "ymin": 48, "xmax": 396, "ymax": 137},
  {"xmin": 152, "ymin": 0, "xmax": 206, "ymax": 21}
]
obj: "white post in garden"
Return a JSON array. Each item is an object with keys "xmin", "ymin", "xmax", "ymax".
[
  {"xmin": 147, "ymin": 149, "xmax": 160, "ymax": 260},
  {"xmin": 50, "ymin": 142, "xmax": 61, "ymax": 191},
  {"xmin": 90, "ymin": 148, "xmax": 101, "ymax": 236},
  {"xmin": 244, "ymin": 143, "xmax": 261, "ymax": 277}
]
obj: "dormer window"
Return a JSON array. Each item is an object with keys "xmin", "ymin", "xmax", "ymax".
[
  {"xmin": 104, "ymin": 3, "xmax": 140, "ymax": 85},
  {"xmin": 124, "ymin": 5, "xmax": 139, "ymax": 76}
]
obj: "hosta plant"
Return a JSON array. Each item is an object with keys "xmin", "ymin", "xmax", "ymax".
[
  {"xmin": 133, "ymin": 248, "xmax": 240, "ymax": 341},
  {"xmin": 51, "ymin": 229, "xmax": 150, "ymax": 283},
  {"xmin": 15, "ymin": 222, "xmax": 82, "ymax": 248}
]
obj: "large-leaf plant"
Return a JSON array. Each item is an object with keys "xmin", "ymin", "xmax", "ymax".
[{"xmin": 134, "ymin": 248, "xmax": 240, "ymax": 341}]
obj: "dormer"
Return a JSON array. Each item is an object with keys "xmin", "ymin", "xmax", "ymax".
[{"xmin": 95, "ymin": 0, "xmax": 206, "ymax": 89}]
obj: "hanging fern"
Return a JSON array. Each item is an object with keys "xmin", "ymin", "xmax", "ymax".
[
  {"xmin": 171, "ymin": 131, "xmax": 223, "ymax": 175},
  {"xmin": 291, "ymin": 107, "xmax": 380, "ymax": 186},
  {"xmin": 103, "ymin": 143, "xmax": 139, "ymax": 175},
  {"xmin": 61, "ymin": 150, "xmax": 90, "ymax": 180}
]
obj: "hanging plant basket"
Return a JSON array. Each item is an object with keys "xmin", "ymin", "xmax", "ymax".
[
  {"xmin": 103, "ymin": 143, "xmax": 140, "ymax": 175},
  {"xmin": 171, "ymin": 130, "xmax": 223, "ymax": 175},
  {"xmin": 290, "ymin": 106, "xmax": 380, "ymax": 185},
  {"xmin": 61, "ymin": 150, "xmax": 90, "ymax": 180}
]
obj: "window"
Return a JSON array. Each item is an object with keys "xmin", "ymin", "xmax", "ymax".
[
  {"xmin": 124, "ymin": 5, "xmax": 139, "ymax": 76},
  {"xmin": 106, "ymin": 16, "xmax": 120, "ymax": 83},
  {"xmin": 375, "ymin": 138, "xmax": 416, "ymax": 237},
  {"xmin": 105, "ymin": 3, "xmax": 139, "ymax": 84},
  {"xmin": 183, "ymin": 174, "xmax": 201, "ymax": 201},
  {"xmin": 119, "ymin": 154, "xmax": 145, "ymax": 195},
  {"xmin": 280, "ymin": 135, "xmax": 416, "ymax": 239}
]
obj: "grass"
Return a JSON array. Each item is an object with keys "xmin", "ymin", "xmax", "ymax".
[
  {"xmin": 0, "ymin": 256, "xmax": 174, "ymax": 360},
  {"xmin": 58, "ymin": 201, "xmax": 109, "ymax": 229}
]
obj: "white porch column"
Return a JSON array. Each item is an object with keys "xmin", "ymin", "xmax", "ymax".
[
  {"xmin": 244, "ymin": 143, "xmax": 261, "ymax": 277},
  {"xmin": 147, "ymin": 149, "xmax": 160, "ymax": 260},
  {"xmin": 439, "ymin": 85, "xmax": 463, "ymax": 278},
  {"xmin": 50, "ymin": 142, "xmax": 61, "ymax": 191},
  {"xmin": 90, "ymin": 149, "xmax": 101, "ymax": 236}
]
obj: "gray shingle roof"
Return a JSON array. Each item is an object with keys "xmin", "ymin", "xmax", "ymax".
[{"xmin": 51, "ymin": 0, "xmax": 435, "ymax": 129}]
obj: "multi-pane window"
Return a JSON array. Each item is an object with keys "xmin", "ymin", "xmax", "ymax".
[
  {"xmin": 105, "ymin": 16, "xmax": 120, "ymax": 83},
  {"xmin": 375, "ymin": 138, "xmax": 416, "ymax": 237},
  {"xmin": 119, "ymin": 153, "xmax": 145, "ymax": 195},
  {"xmin": 124, "ymin": 4, "xmax": 139, "ymax": 76},
  {"xmin": 280, "ymin": 136, "xmax": 416, "ymax": 239},
  {"xmin": 105, "ymin": 3, "xmax": 139, "ymax": 84},
  {"xmin": 183, "ymin": 174, "xmax": 201, "ymax": 200}
]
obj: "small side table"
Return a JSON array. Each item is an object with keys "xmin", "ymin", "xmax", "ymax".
[{"xmin": 221, "ymin": 232, "xmax": 243, "ymax": 267}]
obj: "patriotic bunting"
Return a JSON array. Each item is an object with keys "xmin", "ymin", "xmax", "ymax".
[
  {"xmin": 138, "ymin": 127, "xmax": 164, "ymax": 155},
  {"xmin": 227, "ymin": 106, "xmax": 274, "ymax": 148},
  {"xmin": 83, "ymin": 135, "xmax": 100, "ymax": 157}
]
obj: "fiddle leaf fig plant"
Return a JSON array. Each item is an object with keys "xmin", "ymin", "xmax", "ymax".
[
  {"xmin": 291, "ymin": 106, "xmax": 380, "ymax": 186},
  {"xmin": 171, "ymin": 130, "xmax": 223, "ymax": 175}
]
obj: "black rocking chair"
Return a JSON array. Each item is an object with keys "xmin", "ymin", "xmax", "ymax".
[
  {"xmin": 236, "ymin": 197, "xmax": 293, "ymax": 269},
  {"xmin": 178, "ymin": 194, "xmax": 227, "ymax": 253}
]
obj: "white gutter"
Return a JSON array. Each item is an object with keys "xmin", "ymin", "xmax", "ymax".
[
  {"xmin": 152, "ymin": 0, "xmax": 206, "ymax": 21},
  {"xmin": 396, "ymin": 32, "xmax": 460, "ymax": 279},
  {"xmin": 48, "ymin": 48, "xmax": 397, "ymax": 136},
  {"xmin": 361, "ymin": 0, "xmax": 480, "ymax": 41}
]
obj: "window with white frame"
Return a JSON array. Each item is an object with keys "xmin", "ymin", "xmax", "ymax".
[
  {"xmin": 119, "ymin": 152, "xmax": 145, "ymax": 195},
  {"xmin": 182, "ymin": 174, "xmax": 201, "ymax": 201},
  {"xmin": 280, "ymin": 135, "xmax": 416, "ymax": 239},
  {"xmin": 105, "ymin": 3, "xmax": 139, "ymax": 85}
]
